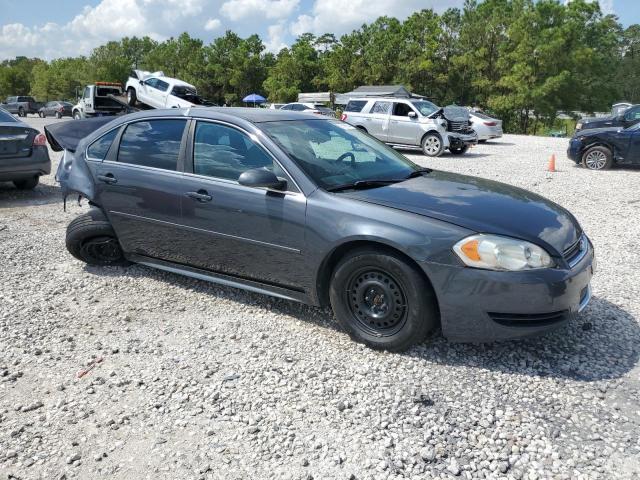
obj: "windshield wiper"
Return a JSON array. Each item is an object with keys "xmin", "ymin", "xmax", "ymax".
[
  {"xmin": 326, "ymin": 169, "xmax": 432, "ymax": 193},
  {"xmin": 405, "ymin": 168, "xmax": 432, "ymax": 179},
  {"xmin": 326, "ymin": 179, "xmax": 402, "ymax": 192}
]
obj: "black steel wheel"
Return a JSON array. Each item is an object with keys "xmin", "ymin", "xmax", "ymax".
[
  {"xmin": 66, "ymin": 209, "xmax": 129, "ymax": 266},
  {"xmin": 345, "ymin": 268, "xmax": 408, "ymax": 337},
  {"xmin": 330, "ymin": 248, "xmax": 438, "ymax": 351}
]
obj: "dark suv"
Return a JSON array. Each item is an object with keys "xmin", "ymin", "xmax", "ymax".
[{"xmin": 576, "ymin": 104, "xmax": 640, "ymax": 132}]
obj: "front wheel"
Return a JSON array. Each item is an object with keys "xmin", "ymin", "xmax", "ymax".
[
  {"xmin": 421, "ymin": 133, "xmax": 444, "ymax": 157},
  {"xmin": 582, "ymin": 146, "xmax": 613, "ymax": 170},
  {"xmin": 329, "ymin": 249, "xmax": 438, "ymax": 351},
  {"xmin": 55, "ymin": 112, "xmax": 62, "ymax": 119},
  {"xmin": 73, "ymin": 111, "xmax": 82, "ymax": 120},
  {"xmin": 66, "ymin": 209, "xmax": 129, "ymax": 266},
  {"xmin": 39, "ymin": 111, "xmax": 45, "ymax": 118},
  {"xmin": 449, "ymin": 145, "xmax": 469, "ymax": 155}
]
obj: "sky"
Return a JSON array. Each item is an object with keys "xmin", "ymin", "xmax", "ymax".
[{"xmin": 0, "ymin": 0, "xmax": 638, "ymax": 60}]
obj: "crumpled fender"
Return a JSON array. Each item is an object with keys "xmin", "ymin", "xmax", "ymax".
[{"xmin": 55, "ymin": 150, "xmax": 96, "ymax": 204}]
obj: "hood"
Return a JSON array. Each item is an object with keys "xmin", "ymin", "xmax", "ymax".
[
  {"xmin": 443, "ymin": 105, "xmax": 470, "ymax": 121},
  {"xmin": 343, "ymin": 171, "xmax": 581, "ymax": 255},
  {"xmin": 572, "ymin": 126, "xmax": 621, "ymax": 138}
]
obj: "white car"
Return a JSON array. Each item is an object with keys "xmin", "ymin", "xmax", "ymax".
[
  {"xmin": 125, "ymin": 70, "xmax": 213, "ymax": 109},
  {"xmin": 280, "ymin": 102, "xmax": 336, "ymax": 117},
  {"xmin": 469, "ymin": 109, "xmax": 503, "ymax": 142}
]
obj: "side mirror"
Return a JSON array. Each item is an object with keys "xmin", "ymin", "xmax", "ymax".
[
  {"xmin": 139, "ymin": 80, "xmax": 144, "ymax": 85},
  {"xmin": 238, "ymin": 168, "xmax": 286, "ymax": 191},
  {"xmin": 408, "ymin": 111, "xmax": 418, "ymax": 119}
]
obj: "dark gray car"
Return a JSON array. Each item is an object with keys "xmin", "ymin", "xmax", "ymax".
[
  {"xmin": 48, "ymin": 108, "xmax": 594, "ymax": 351},
  {"xmin": 0, "ymin": 107, "xmax": 51, "ymax": 189}
]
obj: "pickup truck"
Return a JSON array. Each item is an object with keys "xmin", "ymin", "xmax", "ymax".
[
  {"xmin": 341, "ymin": 97, "xmax": 477, "ymax": 156},
  {"xmin": 72, "ymin": 83, "xmax": 129, "ymax": 119},
  {"xmin": 1, "ymin": 96, "xmax": 44, "ymax": 117},
  {"xmin": 575, "ymin": 104, "xmax": 640, "ymax": 132},
  {"xmin": 125, "ymin": 70, "xmax": 214, "ymax": 109}
]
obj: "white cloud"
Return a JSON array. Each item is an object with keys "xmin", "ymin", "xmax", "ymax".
[
  {"xmin": 264, "ymin": 23, "xmax": 288, "ymax": 53},
  {"xmin": 290, "ymin": 0, "xmax": 460, "ymax": 37},
  {"xmin": 564, "ymin": 0, "xmax": 615, "ymax": 15},
  {"xmin": 220, "ymin": 0, "xmax": 299, "ymax": 22},
  {"xmin": 204, "ymin": 18, "xmax": 222, "ymax": 31}
]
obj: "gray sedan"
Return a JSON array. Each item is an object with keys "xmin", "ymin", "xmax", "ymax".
[
  {"xmin": 48, "ymin": 108, "xmax": 594, "ymax": 351},
  {"xmin": 0, "ymin": 107, "xmax": 51, "ymax": 189}
]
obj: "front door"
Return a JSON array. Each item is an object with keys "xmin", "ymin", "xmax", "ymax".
[
  {"xmin": 177, "ymin": 120, "xmax": 307, "ymax": 290},
  {"xmin": 389, "ymin": 102, "xmax": 421, "ymax": 145},
  {"xmin": 95, "ymin": 118, "xmax": 189, "ymax": 261},
  {"xmin": 622, "ymin": 106, "xmax": 640, "ymax": 129}
]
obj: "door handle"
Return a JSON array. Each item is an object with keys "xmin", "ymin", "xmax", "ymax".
[
  {"xmin": 185, "ymin": 190, "xmax": 212, "ymax": 202},
  {"xmin": 97, "ymin": 173, "xmax": 117, "ymax": 184}
]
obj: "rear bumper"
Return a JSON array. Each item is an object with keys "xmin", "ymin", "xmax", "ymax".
[
  {"xmin": 0, "ymin": 146, "xmax": 51, "ymax": 181},
  {"xmin": 421, "ymin": 242, "xmax": 595, "ymax": 342}
]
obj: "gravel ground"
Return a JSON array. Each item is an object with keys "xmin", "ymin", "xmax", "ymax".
[{"xmin": 1, "ymin": 116, "xmax": 639, "ymax": 480}]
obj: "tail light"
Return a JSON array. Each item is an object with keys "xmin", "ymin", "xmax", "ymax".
[
  {"xmin": 58, "ymin": 106, "xmax": 64, "ymax": 112},
  {"xmin": 484, "ymin": 121, "xmax": 497, "ymax": 127},
  {"xmin": 33, "ymin": 133, "xmax": 47, "ymax": 146},
  {"xmin": 340, "ymin": 113, "xmax": 347, "ymax": 121}
]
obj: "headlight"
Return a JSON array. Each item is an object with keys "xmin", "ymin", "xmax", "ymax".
[{"xmin": 453, "ymin": 234, "xmax": 554, "ymax": 271}]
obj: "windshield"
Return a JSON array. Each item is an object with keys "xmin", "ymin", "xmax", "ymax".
[
  {"xmin": 410, "ymin": 100, "xmax": 439, "ymax": 116},
  {"xmin": 261, "ymin": 119, "xmax": 423, "ymax": 190}
]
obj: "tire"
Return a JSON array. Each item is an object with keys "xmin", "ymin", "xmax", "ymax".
[
  {"xmin": 356, "ymin": 126, "xmax": 368, "ymax": 134},
  {"xmin": 449, "ymin": 145, "xmax": 469, "ymax": 155},
  {"xmin": 421, "ymin": 132, "xmax": 444, "ymax": 157},
  {"xmin": 73, "ymin": 111, "xmax": 82, "ymax": 120},
  {"xmin": 329, "ymin": 248, "xmax": 438, "ymax": 351},
  {"xmin": 582, "ymin": 145, "xmax": 613, "ymax": 170},
  {"xmin": 127, "ymin": 87, "xmax": 137, "ymax": 106},
  {"xmin": 55, "ymin": 112, "xmax": 62, "ymax": 119},
  {"xmin": 13, "ymin": 177, "xmax": 39, "ymax": 190},
  {"xmin": 66, "ymin": 209, "xmax": 129, "ymax": 266},
  {"xmin": 39, "ymin": 111, "xmax": 45, "ymax": 118},
  {"xmin": 18, "ymin": 108, "xmax": 25, "ymax": 117}
]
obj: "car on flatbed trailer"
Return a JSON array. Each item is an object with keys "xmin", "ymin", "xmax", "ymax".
[{"xmin": 125, "ymin": 70, "xmax": 215, "ymax": 109}]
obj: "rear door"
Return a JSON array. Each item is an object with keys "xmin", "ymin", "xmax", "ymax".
[
  {"xmin": 177, "ymin": 120, "xmax": 307, "ymax": 289},
  {"xmin": 388, "ymin": 102, "xmax": 421, "ymax": 145},
  {"xmin": 94, "ymin": 118, "xmax": 189, "ymax": 261},
  {"xmin": 366, "ymin": 101, "xmax": 392, "ymax": 141}
]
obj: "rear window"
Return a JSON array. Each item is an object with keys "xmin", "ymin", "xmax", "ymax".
[
  {"xmin": 96, "ymin": 87, "xmax": 120, "ymax": 97},
  {"xmin": 0, "ymin": 108, "xmax": 17, "ymax": 122},
  {"xmin": 117, "ymin": 119, "xmax": 186, "ymax": 171},
  {"xmin": 87, "ymin": 129, "xmax": 118, "ymax": 160},
  {"xmin": 345, "ymin": 100, "xmax": 367, "ymax": 113},
  {"xmin": 472, "ymin": 111, "xmax": 492, "ymax": 120}
]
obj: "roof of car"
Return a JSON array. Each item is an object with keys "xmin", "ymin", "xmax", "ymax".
[{"xmin": 113, "ymin": 107, "xmax": 328, "ymax": 124}]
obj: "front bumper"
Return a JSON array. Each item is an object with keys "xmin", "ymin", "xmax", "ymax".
[
  {"xmin": 0, "ymin": 146, "xmax": 51, "ymax": 181},
  {"xmin": 567, "ymin": 139, "xmax": 583, "ymax": 163},
  {"xmin": 448, "ymin": 132, "xmax": 478, "ymax": 149},
  {"xmin": 421, "ymin": 242, "xmax": 595, "ymax": 342}
]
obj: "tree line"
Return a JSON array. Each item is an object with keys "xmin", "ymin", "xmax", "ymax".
[{"xmin": 1, "ymin": 0, "xmax": 638, "ymax": 134}]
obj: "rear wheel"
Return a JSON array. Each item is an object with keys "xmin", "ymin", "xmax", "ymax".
[
  {"xmin": 127, "ymin": 88, "xmax": 137, "ymax": 106},
  {"xmin": 18, "ymin": 107, "xmax": 25, "ymax": 117},
  {"xmin": 449, "ymin": 145, "xmax": 469, "ymax": 155},
  {"xmin": 39, "ymin": 111, "xmax": 45, "ymax": 118},
  {"xmin": 421, "ymin": 133, "xmax": 444, "ymax": 157},
  {"xmin": 582, "ymin": 146, "xmax": 613, "ymax": 170},
  {"xmin": 55, "ymin": 112, "xmax": 62, "ymax": 119},
  {"xmin": 66, "ymin": 209, "xmax": 129, "ymax": 266},
  {"xmin": 13, "ymin": 177, "xmax": 39, "ymax": 190},
  {"xmin": 329, "ymin": 248, "xmax": 438, "ymax": 351},
  {"xmin": 356, "ymin": 126, "xmax": 368, "ymax": 134}
]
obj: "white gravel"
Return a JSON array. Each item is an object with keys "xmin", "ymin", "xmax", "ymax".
[{"xmin": 1, "ymin": 116, "xmax": 639, "ymax": 480}]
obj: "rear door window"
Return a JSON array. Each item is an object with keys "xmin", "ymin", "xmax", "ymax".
[
  {"xmin": 117, "ymin": 119, "xmax": 187, "ymax": 171},
  {"xmin": 87, "ymin": 129, "xmax": 119, "ymax": 160},
  {"xmin": 371, "ymin": 101, "xmax": 392, "ymax": 114}
]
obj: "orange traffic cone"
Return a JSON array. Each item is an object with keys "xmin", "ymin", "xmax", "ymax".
[{"xmin": 547, "ymin": 154, "xmax": 556, "ymax": 172}]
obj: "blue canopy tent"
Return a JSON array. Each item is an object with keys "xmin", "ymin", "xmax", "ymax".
[{"xmin": 243, "ymin": 93, "xmax": 266, "ymax": 107}]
